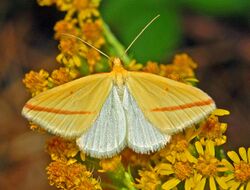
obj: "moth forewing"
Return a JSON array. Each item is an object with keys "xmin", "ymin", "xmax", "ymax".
[
  {"xmin": 126, "ymin": 71, "xmax": 216, "ymax": 134},
  {"xmin": 22, "ymin": 73, "xmax": 113, "ymax": 138}
]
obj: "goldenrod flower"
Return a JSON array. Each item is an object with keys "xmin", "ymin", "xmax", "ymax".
[
  {"xmin": 199, "ymin": 115, "xmax": 227, "ymax": 146},
  {"xmin": 58, "ymin": 38, "xmax": 81, "ymax": 55},
  {"xmin": 49, "ymin": 67, "xmax": 78, "ymax": 86},
  {"xmin": 99, "ymin": 155, "xmax": 122, "ymax": 172},
  {"xmin": 125, "ymin": 60, "xmax": 143, "ymax": 71},
  {"xmin": 54, "ymin": 19, "xmax": 78, "ymax": 39},
  {"xmin": 160, "ymin": 53, "xmax": 197, "ymax": 83},
  {"xmin": 85, "ymin": 48, "xmax": 101, "ymax": 71},
  {"xmin": 143, "ymin": 61, "xmax": 160, "ymax": 74},
  {"xmin": 198, "ymin": 109, "xmax": 229, "ymax": 146},
  {"xmin": 81, "ymin": 19, "xmax": 105, "ymax": 48},
  {"xmin": 190, "ymin": 141, "xmax": 228, "ymax": 189},
  {"xmin": 222, "ymin": 147, "xmax": 250, "ymax": 189},
  {"xmin": 135, "ymin": 167, "xmax": 161, "ymax": 190},
  {"xmin": 157, "ymin": 161, "xmax": 194, "ymax": 190},
  {"xmin": 38, "ymin": 0, "xmax": 100, "ymax": 13},
  {"xmin": 47, "ymin": 159, "xmax": 102, "ymax": 190},
  {"xmin": 46, "ymin": 137, "xmax": 80, "ymax": 161},
  {"xmin": 158, "ymin": 126, "xmax": 198, "ymax": 163},
  {"xmin": 121, "ymin": 148, "xmax": 150, "ymax": 167},
  {"xmin": 23, "ymin": 69, "xmax": 49, "ymax": 96}
]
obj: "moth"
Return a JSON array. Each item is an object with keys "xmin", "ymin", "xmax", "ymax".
[{"xmin": 22, "ymin": 15, "xmax": 216, "ymax": 158}]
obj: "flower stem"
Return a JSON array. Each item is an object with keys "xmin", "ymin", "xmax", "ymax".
[{"xmin": 102, "ymin": 22, "xmax": 131, "ymax": 65}]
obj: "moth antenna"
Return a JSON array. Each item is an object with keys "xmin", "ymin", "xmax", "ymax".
[
  {"xmin": 61, "ymin": 33, "xmax": 111, "ymax": 60},
  {"xmin": 123, "ymin": 14, "xmax": 160, "ymax": 56}
]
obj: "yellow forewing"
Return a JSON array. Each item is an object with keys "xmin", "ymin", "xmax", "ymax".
[
  {"xmin": 22, "ymin": 73, "xmax": 112, "ymax": 138},
  {"xmin": 126, "ymin": 72, "xmax": 216, "ymax": 134}
]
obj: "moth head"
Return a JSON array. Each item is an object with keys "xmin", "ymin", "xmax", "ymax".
[{"xmin": 110, "ymin": 57, "xmax": 122, "ymax": 67}]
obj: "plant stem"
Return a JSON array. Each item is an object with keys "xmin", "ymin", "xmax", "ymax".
[{"xmin": 102, "ymin": 22, "xmax": 131, "ymax": 65}]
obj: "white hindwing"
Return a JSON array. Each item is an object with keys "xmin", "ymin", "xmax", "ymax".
[
  {"xmin": 123, "ymin": 87, "xmax": 171, "ymax": 154},
  {"xmin": 77, "ymin": 86, "xmax": 126, "ymax": 158}
]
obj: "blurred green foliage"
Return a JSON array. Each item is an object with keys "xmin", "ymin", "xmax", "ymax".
[{"xmin": 101, "ymin": 0, "xmax": 250, "ymax": 63}]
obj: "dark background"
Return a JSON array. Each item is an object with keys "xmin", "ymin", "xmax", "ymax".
[{"xmin": 0, "ymin": 0, "xmax": 249, "ymax": 189}]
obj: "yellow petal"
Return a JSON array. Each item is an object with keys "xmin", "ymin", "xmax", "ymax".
[
  {"xmin": 56, "ymin": 53, "xmax": 64, "ymax": 63},
  {"xmin": 195, "ymin": 173, "xmax": 203, "ymax": 182},
  {"xmin": 185, "ymin": 178, "xmax": 192, "ymax": 190},
  {"xmin": 162, "ymin": 178, "xmax": 181, "ymax": 190},
  {"xmin": 195, "ymin": 177, "xmax": 206, "ymax": 190},
  {"xmin": 157, "ymin": 163, "xmax": 174, "ymax": 176},
  {"xmin": 221, "ymin": 159, "xmax": 234, "ymax": 171},
  {"xmin": 227, "ymin": 151, "xmax": 240, "ymax": 164},
  {"xmin": 239, "ymin": 147, "xmax": 247, "ymax": 162},
  {"xmin": 80, "ymin": 152, "xmax": 85, "ymax": 161},
  {"xmin": 209, "ymin": 176, "xmax": 216, "ymax": 190},
  {"xmin": 222, "ymin": 174, "xmax": 234, "ymax": 182},
  {"xmin": 239, "ymin": 185, "xmax": 244, "ymax": 190},
  {"xmin": 67, "ymin": 159, "xmax": 77, "ymax": 165},
  {"xmin": 195, "ymin": 141, "xmax": 204, "ymax": 155},
  {"xmin": 206, "ymin": 140, "xmax": 215, "ymax": 156},
  {"xmin": 246, "ymin": 181, "xmax": 250, "ymax": 190},
  {"xmin": 72, "ymin": 55, "xmax": 81, "ymax": 67},
  {"xmin": 215, "ymin": 176, "xmax": 228, "ymax": 189},
  {"xmin": 185, "ymin": 150, "xmax": 197, "ymax": 163},
  {"xmin": 248, "ymin": 148, "xmax": 250, "ymax": 163},
  {"xmin": 230, "ymin": 181, "xmax": 240, "ymax": 189},
  {"xmin": 212, "ymin": 109, "xmax": 230, "ymax": 116},
  {"xmin": 220, "ymin": 123, "xmax": 227, "ymax": 133}
]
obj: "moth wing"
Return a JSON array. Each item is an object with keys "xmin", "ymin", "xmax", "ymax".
[
  {"xmin": 123, "ymin": 86, "xmax": 171, "ymax": 154},
  {"xmin": 77, "ymin": 86, "xmax": 126, "ymax": 158},
  {"xmin": 126, "ymin": 72, "xmax": 216, "ymax": 134},
  {"xmin": 22, "ymin": 73, "xmax": 112, "ymax": 138}
]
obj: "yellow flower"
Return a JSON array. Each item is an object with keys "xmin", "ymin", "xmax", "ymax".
[
  {"xmin": 49, "ymin": 67, "xmax": 79, "ymax": 86},
  {"xmin": 121, "ymin": 148, "xmax": 150, "ymax": 167},
  {"xmin": 46, "ymin": 137, "xmax": 80, "ymax": 161},
  {"xmin": 157, "ymin": 161, "xmax": 194, "ymax": 190},
  {"xmin": 143, "ymin": 61, "xmax": 160, "ymax": 74},
  {"xmin": 135, "ymin": 166, "xmax": 161, "ymax": 190},
  {"xmin": 81, "ymin": 19, "xmax": 105, "ymax": 48},
  {"xmin": 125, "ymin": 60, "xmax": 143, "ymax": 71},
  {"xmin": 54, "ymin": 19, "xmax": 78, "ymax": 39},
  {"xmin": 56, "ymin": 53, "xmax": 84, "ymax": 70},
  {"xmin": 23, "ymin": 69, "xmax": 49, "ymax": 96},
  {"xmin": 160, "ymin": 53, "xmax": 197, "ymax": 83},
  {"xmin": 47, "ymin": 159, "xmax": 102, "ymax": 190},
  {"xmin": 222, "ymin": 147, "xmax": 250, "ymax": 189},
  {"xmin": 157, "ymin": 126, "xmax": 198, "ymax": 163},
  {"xmin": 73, "ymin": 0, "xmax": 100, "ymax": 11},
  {"xmin": 39, "ymin": 0, "xmax": 100, "ymax": 12},
  {"xmin": 85, "ymin": 48, "xmax": 101, "ymax": 70},
  {"xmin": 98, "ymin": 155, "xmax": 121, "ymax": 172},
  {"xmin": 59, "ymin": 38, "xmax": 81, "ymax": 55},
  {"xmin": 190, "ymin": 141, "xmax": 228, "ymax": 190},
  {"xmin": 198, "ymin": 113, "xmax": 227, "ymax": 146}
]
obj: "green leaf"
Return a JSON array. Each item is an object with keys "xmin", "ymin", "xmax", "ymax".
[
  {"xmin": 101, "ymin": 0, "xmax": 182, "ymax": 63},
  {"xmin": 180, "ymin": 0, "xmax": 250, "ymax": 16}
]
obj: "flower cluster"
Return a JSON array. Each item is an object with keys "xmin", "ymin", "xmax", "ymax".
[{"xmin": 22, "ymin": 0, "xmax": 250, "ymax": 189}]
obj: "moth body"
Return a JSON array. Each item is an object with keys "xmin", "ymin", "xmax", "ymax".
[{"xmin": 22, "ymin": 57, "xmax": 216, "ymax": 158}]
